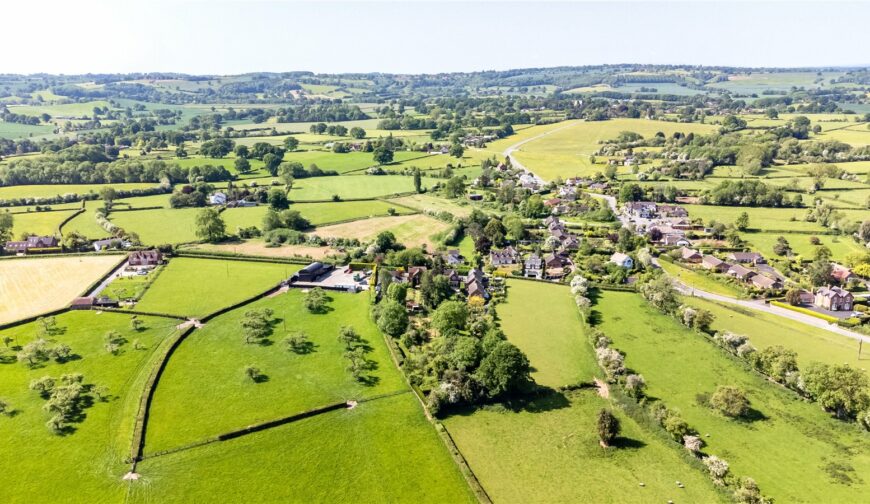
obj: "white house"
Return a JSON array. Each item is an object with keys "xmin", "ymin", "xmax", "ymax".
[
  {"xmin": 209, "ymin": 192, "xmax": 228, "ymax": 205},
  {"xmin": 610, "ymin": 252, "xmax": 634, "ymax": 269}
]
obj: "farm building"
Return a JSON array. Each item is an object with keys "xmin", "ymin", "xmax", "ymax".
[
  {"xmin": 814, "ymin": 286, "xmax": 853, "ymax": 311},
  {"xmin": 294, "ymin": 262, "xmax": 335, "ymax": 282},
  {"xmin": 70, "ymin": 296, "xmax": 120, "ymax": 310}
]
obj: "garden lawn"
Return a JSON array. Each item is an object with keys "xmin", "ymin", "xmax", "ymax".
[
  {"xmin": 0, "ymin": 255, "xmax": 123, "ymax": 324},
  {"xmin": 132, "ymin": 393, "xmax": 474, "ymax": 503},
  {"xmin": 684, "ymin": 297, "xmax": 868, "ymax": 370},
  {"xmin": 0, "ymin": 311, "xmax": 179, "ymax": 502},
  {"xmin": 659, "ymin": 260, "xmax": 745, "ymax": 298},
  {"xmin": 443, "ymin": 281, "xmax": 724, "ymax": 504},
  {"xmin": 108, "ymin": 208, "xmax": 200, "ymax": 245},
  {"xmin": 143, "ymin": 290, "xmax": 406, "ymax": 452},
  {"xmin": 311, "ymin": 214, "xmax": 450, "ymax": 249},
  {"xmin": 134, "ymin": 257, "xmax": 294, "ymax": 318},
  {"xmin": 10, "ymin": 209, "xmax": 77, "ymax": 236},
  {"xmin": 595, "ymin": 291, "xmax": 870, "ymax": 503}
]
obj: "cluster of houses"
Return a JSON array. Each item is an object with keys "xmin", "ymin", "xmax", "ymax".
[
  {"xmin": 679, "ymin": 247, "xmax": 784, "ymax": 290},
  {"xmin": 623, "ymin": 201, "xmax": 701, "ymax": 247},
  {"xmin": 387, "ymin": 265, "xmax": 491, "ymax": 310}
]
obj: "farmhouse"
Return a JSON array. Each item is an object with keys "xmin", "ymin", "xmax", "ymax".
[
  {"xmin": 814, "ymin": 286, "xmax": 853, "ymax": 311},
  {"xmin": 726, "ymin": 252, "xmax": 765, "ymax": 265},
  {"xmin": 128, "ymin": 249, "xmax": 163, "ymax": 267},
  {"xmin": 4, "ymin": 235, "xmax": 59, "ymax": 254},
  {"xmin": 610, "ymin": 252, "xmax": 634, "ymax": 269},
  {"xmin": 490, "ymin": 246, "xmax": 520, "ymax": 266}
]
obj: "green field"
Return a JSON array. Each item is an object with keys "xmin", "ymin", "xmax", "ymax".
[
  {"xmin": 0, "ymin": 311, "xmax": 180, "ymax": 502},
  {"xmin": 745, "ymin": 231, "xmax": 864, "ymax": 262},
  {"xmin": 680, "ymin": 204, "xmax": 825, "ymax": 231},
  {"xmin": 132, "ymin": 393, "xmax": 473, "ymax": 503},
  {"xmin": 444, "ymin": 281, "xmax": 725, "ymax": 503},
  {"xmin": 135, "ymin": 257, "xmax": 293, "ymax": 318},
  {"xmin": 108, "ymin": 208, "xmax": 200, "ymax": 245},
  {"xmin": 0, "ymin": 120, "xmax": 55, "ymax": 139},
  {"xmin": 505, "ymin": 119, "xmax": 717, "ymax": 181},
  {"xmin": 684, "ymin": 297, "xmax": 867, "ymax": 370},
  {"xmin": 0, "ymin": 183, "xmax": 156, "ymax": 202},
  {"xmin": 144, "ymin": 290, "xmax": 405, "ymax": 452},
  {"xmin": 595, "ymin": 291, "xmax": 870, "ymax": 503},
  {"xmin": 659, "ymin": 260, "xmax": 745, "ymax": 297},
  {"xmin": 10, "ymin": 209, "xmax": 76, "ymax": 236},
  {"xmin": 387, "ymin": 193, "xmax": 476, "ymax": 218},
  {"xmin": 221, "ymin": 200, "xmax": 415, "ymax": 231}
]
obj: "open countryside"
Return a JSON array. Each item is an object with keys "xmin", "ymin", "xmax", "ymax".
[{"xmin": 2, "ymin": 2, "xmax": 870, "ymax": 503}]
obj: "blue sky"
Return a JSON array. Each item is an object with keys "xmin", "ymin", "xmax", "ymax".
[{"xmin": 3, "ymin": 1, "xmax": 868, "ymax": 75}]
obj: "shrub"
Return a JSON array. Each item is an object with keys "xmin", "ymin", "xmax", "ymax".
[
  {"xmin": 710, "ymin": 386, "xmax": 750, "ymax": 418},
  {"xmin": 703, "ymin": 455, "xmax": 730, "ymax": 484},
  {"xmin": 597, "ymin": 409, "xmax": 620, "ymax": 447}
]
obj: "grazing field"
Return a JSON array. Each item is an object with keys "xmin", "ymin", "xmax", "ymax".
[
  {"xmin": 0, "ymin": 255, "xmax": 122, "ymax": 324},
  {"xmin": 108, "ymin": 208, "xmax": 200, "ymax": 245},
  {"xmin": 144, "ymin": 290, "xmax": 405, "ymax": 452},
  {"xmin": 0, "ymin": 183, "xmax": 156, "ymax": 202},
  {"xmin": 277, "ymin": 149, "xmax": 432, "ymax": 174},
  {"xmin": 679, "ymin": 204, "xmax": 825, "ymax": 231},
  {"xmin": 444, "ymin": 281, "xmax": 724, "ymax": 504},
  {"xmin": 659, "ymin": 260, "xmax": 745, "ymax": 298},
  {"xmin": 745, "ymin": 231, "xmax": 863, "ymax": 262},
  {"xmin": 133, "ymin": 393, "xmax": 473, "ymax": 503},
  {"xmin": 506, "ymin": 119, "xmax": 717, "ymax": 180},
  {"xmin": 289, "ymin": 174, "xmax": 422, "ymax": 201},
  {"xmin": 62, "ymin": 202, "xmax": 108, "ymax": 239},
  {"xmin": 0, "ymin": 311, "xmax": 180, "ymax": 502},
  {"xmin": 387, "ymin": 193, "xmax": 475, "ymax": 218},
  {"xmin": 595, "ymin": 291, "xmax": 870, "ymax": 503},
  {"xmin": 134, "ymin": 257, "xmax": 293, "ymax": 318},
  {"xmin": 684, "ymin": 297, "xmax": 867, "ymax": 369},
  {"xmin": 311, "ymin": 214, "xmax": 450, "ymax": 249},
  {"xmin": 221, "ymin": 200, "xmax": 415, "ymax": 231},
  {"xmin": 10, "ymin": 209, "xmax": 77, "ymax": 236},
  {"xmin": 189, "ymin": 241, "xmax": 335, "ymax": 260},
  {"xmin": 500, "ymin": 280, "xmax": 598, "ymax": 386},
  {"xmin": 0, "ymin": 120, "xmax": 54, "ymax": 139}
]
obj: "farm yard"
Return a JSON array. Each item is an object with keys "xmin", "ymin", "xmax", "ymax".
[{"xmin": 0, "ymin": 255, "xmax": 123, "ymax": 324}]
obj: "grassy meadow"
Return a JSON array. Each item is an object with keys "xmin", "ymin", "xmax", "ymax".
[
  {"xmin": 311, "ymin": 214, "xmax": 450, "ymax": 249},
  {"xmin": 10, "ymin": 209, "xmax": 77, "ymax": 236},
  {"xmin": 443, "ymin": 281, "xmax": 725, "ymax": 503},
  {"xmin": 220, "ymin": 199, "xmax": 415, "ymax": 231},
  {"xmin": 595, "ymin": 290, "xmax": 870, "ymax": 503},
  {"xmin": 0, "ymin": 311, "xmax": 180, "ymax": 502},
  {"xmin": 134, "ymin": 257, "xmax": 293, "ymax": 318},
  {"xmin": 108, "ymin": 208, "xmax": 200, "ymax": 245}
]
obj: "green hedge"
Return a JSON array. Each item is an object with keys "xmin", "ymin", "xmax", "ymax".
[{"xmin": 770, "ymin": 301, "xmax": 839, "ymax": 323}]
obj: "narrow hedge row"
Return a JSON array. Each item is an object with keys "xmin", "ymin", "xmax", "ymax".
[
  {"xmin": 175, "ymin": 250, "xmax": 316, "ymax": 266},
  {"xmin": 199, "ymin": 284, "xmax": 283, "ymax": 323},
  {"xmin": 57, "ymin": 207, "xmax": 86, "ymax": 237},
  {"xmin": 217, "ymin": 401, "xmax": 348, "ymax": 441}
]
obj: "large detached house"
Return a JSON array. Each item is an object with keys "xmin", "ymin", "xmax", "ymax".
[
  {"xmin": 490, "ymin": 246, "xmax": 520, "ymax": 266},
  {"xmin": 4, "ymin": 235, "xmax": 59, "ymax": 254},
  {"xmin": 814, "ymin": 286, "xmax": 853, "ymax": 311},
  {"xmin": 524, "ymin": 253, "xmax": 544, "ymax": 278},
  {"xmin": 128, "ymin": 250, "xmax": 163, "ymax": 267}
]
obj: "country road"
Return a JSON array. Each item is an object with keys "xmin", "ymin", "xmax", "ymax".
[{"xmin": 671, "ymin": 278, "xmax": 870, "ymax": 344}]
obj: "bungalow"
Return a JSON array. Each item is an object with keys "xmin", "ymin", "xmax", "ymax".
[
  {"xmin": 657, "ymin": 205, "xmax": 689, "ymax": 218},
  {"xmin": 726, "ymin": 252, "xmax": 765, "ymax": 265},
  {"xmin": 679, "ymin": 247, "xmax": 702, "ymax": 263},
  {"xmin": 610, "ymin": 252, "xmax": 634, "ymax": 269},
  {"xmin": 93, "ymin": 238, "xmax": 130, "ymax": 252},
  {"xmin": 560, "ymin": 235, "xmax": 581, "ymax": 251},
  {"xmin": 751, "ymin": 274, "xmax": 782, "ymax": 290},
  {"xmin": 209, "ymin": 192, "xmax": 228, "ymax": 206},
  {"xmin": 727, "ymin": 264, "xmax": 756, "ymax": 282},
  {"xmin": 4, "ymin": 235, "xmax": 59, "ymax": 254},
  {"xmin": 831, "ymin": 264, "xmax": 857, "ymax": 284},
  {"xmin": 814, "ymin": 286, "xmax": 854, "ymax": 311},
  {"xmin": 543, "ymin": 253, "xmax": 570, "ymax": 279},
  {"xmin": 701, "ymin": 255, "xmax": 729, "ymax": 272},
  {"xmin": 662, "ymin": 233, "xmax": 691, "ymax": 247},
  {"xmin": 490, "ymin": 246, "xmax": 520, "ymax": 266},
  {"xmin": 524, "ymin": 253, "xmax": 544, "ymax": 278},
  {"xmin": 128, "ymin": 250, "xmax": 163, "ymax": 267}
]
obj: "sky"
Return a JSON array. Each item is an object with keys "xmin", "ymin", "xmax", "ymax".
[{"xmin": 2, "ymin": 0, "xmax": 868, "ymax": 75}]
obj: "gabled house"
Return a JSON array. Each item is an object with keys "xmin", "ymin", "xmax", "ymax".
[
  {"xmin": 814, "ymin": 286, "xmax": 853, "ymax": 311},
  {"xmin": 679, "ymin": 247, "xmax": 702, "ymax": 263},
  {"xmin": 662, "ymin": 233, "xmax": 691, "ymax": 247},
  {"xmin": 407, "ymin": 266, "xmax": 428, "ymax": 287},
  {"xmin": 209, "ymin": 192, "xmax": 228, "ymax": 206},
  {"xmin": 560, "ymin": 235, "xmax": 581, "ymax": 251},
  {"xmin": 444, "ymin": 250, "xmax": 463, "ymax": 265},
  {"xmin": 490, "ymin": 246, "xmax": 520, "ymax": 266},
  {"xmin": 727, "ymin": 264, "xmax": 756, "ymax": 282},
  {"xmin": 93, "ymin": 238, "xmax": 130, "ymax": 252},
  {"xmin": 524, "ymin": 253, "xmax": 544, "ymax": 278},
  {"xmin": 701, "ymin": 255, "xmax": 729, "ymax": 272},
  {"xmin": 726, "ymin": 252, "xmax": 765, "ymax": 265},
  {"xmin": 4, "ymin": 235, "xmax": 60, "ymax": 254},
  {"xmin": 128, "ymin": 250, "xmax": 163, "ymax": 267},
  {"xmin": 751, "ymin": 274, "xmax": 782, "ymax": 291},
  {"xmin": 443, "ymin": 269, "xmax": 461, "ymax": 289},
  {"xmin": 610, "ymin": 252, "xmax": 634, "ymax": 269},
  {"xmin": 831, "ymin": 264, "xmax": 857, "ymax": 284},
  {"xmin": 657, "ymin": 205, "xmax": 689, "ymax": 218},
  {"xmin": 624, "ymin": 201, "xmax": 658, "ymax": 219}
]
